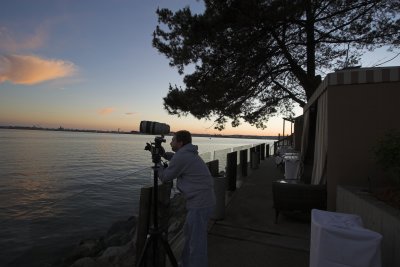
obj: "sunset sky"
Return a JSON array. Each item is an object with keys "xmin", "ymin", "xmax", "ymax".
[{"xmin": 1, "ymin": 0, "xmax": 399, "ymax": 136}]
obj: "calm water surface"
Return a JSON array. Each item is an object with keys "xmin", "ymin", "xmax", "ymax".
[{"xmin": 0, "ymin": 129, "xmax": 273, "ymax": 266}]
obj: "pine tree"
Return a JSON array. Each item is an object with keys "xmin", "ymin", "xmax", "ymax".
[{"xmin": 153, "ymin": 0, "xmax": 400, "ymax": 130}]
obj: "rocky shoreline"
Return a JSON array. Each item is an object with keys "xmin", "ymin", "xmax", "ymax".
[{"xmin": 57, "ymin": 194, "xmax": 186, "ymax": 267}]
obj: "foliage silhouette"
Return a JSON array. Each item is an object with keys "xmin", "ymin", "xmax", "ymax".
[{"xmin": 153, "ymin": 0, "xmax": 400, "ymax": 130}]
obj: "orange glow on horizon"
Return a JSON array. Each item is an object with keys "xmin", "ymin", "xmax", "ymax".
[{"xmin": 0, "ymin": 118, "xmax": 283, "ymax": 136}]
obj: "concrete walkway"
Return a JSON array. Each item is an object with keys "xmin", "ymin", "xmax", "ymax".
[{"xmin": 207, "ymin": 157, "xmax": 310, "ymax": 267}]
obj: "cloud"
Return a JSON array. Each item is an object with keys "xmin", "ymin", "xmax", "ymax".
[
  {"xmin": 0, "ymin": 54, "xmax": 76, "ymax": 85},
  {"xmin": 125, "ymin": 112, "xmax": 137, "ymax": 115},
  {"xmin": 0, "ymin": 26, "xmax": 47, "ymax": 53},
  {"xmin": 98, "ymin": 107, "xmax": 115, "ymax": 115}
]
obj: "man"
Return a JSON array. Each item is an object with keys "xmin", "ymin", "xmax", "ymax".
[{"xmin": 158, "ymin": 130, "xmax": 216, "ymax": 267}]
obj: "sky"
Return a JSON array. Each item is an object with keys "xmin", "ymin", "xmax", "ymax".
[{"xmin": 0, "ymin": 0, "xmax": 399, "ymax": 136}]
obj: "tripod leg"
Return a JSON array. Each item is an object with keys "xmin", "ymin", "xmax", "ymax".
[
  {"xmin": 160, "ymin": 235, "xmax": 178, "ymax": 267},
  {"xmin": 153, "ymin": 234, "xmax": 159, "ymax": 267},
  {"xmin": 136, "ymin": 161, "xmax": 175, "ymax": 267},
  {"xmin": 137, "ymin": 234, "xmax": 154, "ymax": 267}
]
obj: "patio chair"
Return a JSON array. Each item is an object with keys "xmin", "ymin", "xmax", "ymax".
[{"xmin": 272, "ymin": 180, "xmax": 327, "ymax": 223}]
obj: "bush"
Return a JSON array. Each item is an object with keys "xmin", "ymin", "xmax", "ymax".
[{"xmin": 374, "ymin": 130, "xmax": 400, "ymax": 187}]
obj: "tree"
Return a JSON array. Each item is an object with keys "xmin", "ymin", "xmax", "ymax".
[{"xmin": 153, "ymin": 0, "xmax": 400, "ymax": 130}]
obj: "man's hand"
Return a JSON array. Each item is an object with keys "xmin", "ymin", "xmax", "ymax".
[{"xmin": 163, "ymin": 152, "xmax": 174, "ymax": 160}]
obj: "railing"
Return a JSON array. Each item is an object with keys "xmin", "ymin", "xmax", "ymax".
[
  {"xmin": 200, "ymin": 142, "xmax": 273, "ymax": 173},
  {"xmin": 273, "ymin": 135, "xmax": 293, "ymax": 155},
  {"xmin": 198, "ymin": 142, "xmax": 274, "ymax": 195}
]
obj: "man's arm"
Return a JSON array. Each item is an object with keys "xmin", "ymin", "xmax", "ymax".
[
  {"xmin": 162, "ymin": 152, "xmax": 174, "ymax": 161},
  {"xmin": 158, "ymin": 154, "xmax": 183, "ymax": 182}
]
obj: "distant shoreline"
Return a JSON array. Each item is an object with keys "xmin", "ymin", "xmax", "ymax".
[{"xmin": 0, "ymin": 125, "xmax": 278, "ymax": 140}]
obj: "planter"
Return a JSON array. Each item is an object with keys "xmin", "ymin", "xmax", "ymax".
[{"xmin": 336, "ymin": 186, "xmax": 400, "ymax": 267}]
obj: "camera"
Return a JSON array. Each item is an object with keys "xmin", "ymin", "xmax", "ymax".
[
  {"xmin": 144, "ymin": 136, "xmax": 166, "ymax": 164},
  {"xmin": 140, "ymin": 121, "xmax": 170, "ymax": 164},
  {"xmin": 140, "ymin": 120, "xmax": 170, "ymax": 135}
]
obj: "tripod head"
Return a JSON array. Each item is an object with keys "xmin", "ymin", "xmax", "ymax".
[{"xmin": 144, "ymin": 135, "xmax": 166, "ymax": 164}]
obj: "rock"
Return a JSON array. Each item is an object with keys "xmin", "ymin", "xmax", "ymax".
[
  {"xmin": 60, "ymin": 194, "xmax": 189, "ymax": 267},
  {"xmin": 107, "ymin": 216, "xmax": 137, "ymax": 236},
  {"xmin": 104, "ymin": 231, "xmax": 132, "ymax": 248},
  {"xmin": 100, "ymin": 245, "xmax": 128, "ymax": 260},
  {"xmin": 104, "ymin": 216, "xmax": 137, "ymax": 247},
  {"xmin": 168, "ymin": 194, "xmax": 187, "ymax": 240},
  {"xmin": 97, "ymin": 241, "xmax": 135, "ymax": 267},
  {"xmin": 65, "ymin": 238, "xmax": 103, "ymax": 264},
  {"xmin": 70, "ymin": 257, "xmax": 97, "ymax": 267}
]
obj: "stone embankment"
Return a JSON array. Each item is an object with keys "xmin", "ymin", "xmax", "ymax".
[{"xmin": 59, "ymin": 194, "xmax": 186, "ymax": 267}]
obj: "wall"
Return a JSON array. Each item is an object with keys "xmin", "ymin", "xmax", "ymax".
[
  {"xmin": 327, "ymin": 81, "xmax": 400, "ymax": 209},
  {"xmin": 337, "ymin": 186, "xmax": 400, "ymax": 267}
]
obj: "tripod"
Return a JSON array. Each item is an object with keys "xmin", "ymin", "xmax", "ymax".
[{"xmin": 137, "ymin": 137, "xmax": 178, "ymax": 267}]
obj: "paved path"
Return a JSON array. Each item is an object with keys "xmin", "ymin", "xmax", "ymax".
[
  {"xmin": 169, "ymin": 157, "xmax": 311, "ymax": 267},
  {"xmin": 207, "ymin": 157, "xmax": 310, "ymax": 267}
]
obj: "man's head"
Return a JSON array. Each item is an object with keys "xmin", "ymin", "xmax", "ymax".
[{"xmin": 170, "ymin": 130, "xmax": 192, "ymax": 152}]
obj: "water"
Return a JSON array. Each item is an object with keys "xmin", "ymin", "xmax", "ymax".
[{"xmin": 0, "ymin": 129, "xmax": 274, "ymax": 266}]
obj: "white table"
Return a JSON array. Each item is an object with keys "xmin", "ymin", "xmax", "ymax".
[{"xmin": 310, "ymin": 209, "xmax": 382, "ymax": 267}]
